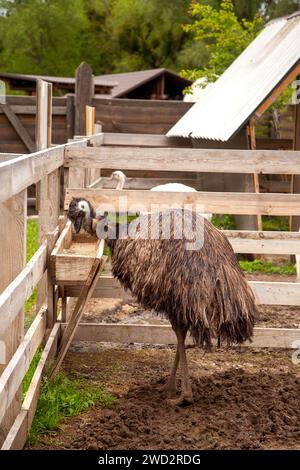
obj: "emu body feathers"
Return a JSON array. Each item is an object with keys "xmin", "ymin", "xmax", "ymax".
[{"xmin": 67, "ymin": 199, "xmax": 257, "ymax": 404}]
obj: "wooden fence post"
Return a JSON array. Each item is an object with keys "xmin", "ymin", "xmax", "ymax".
[
  {"xmin": 75, "ymin": 62, "xmax": 94, "ymax": 136},
  {"xmin": 36, "ymin": 80, "xmax": 60, "ymax": 327},
  {"xmin": 291, "ymin": 80, "xmax": 300, "ymax": 232},
  {"xmin": 0, "ymin": 190, "xmax": 26, "ymax": 445}
]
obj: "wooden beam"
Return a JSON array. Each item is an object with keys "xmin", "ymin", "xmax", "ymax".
[
  {"xmin": 64, "ymin": 188, "xmax": 300, "ymax": 216},
  {"xmin": 64, "ymin": 145, "xmax": 300, "ymax": 175},
  {"xmin": 64, "ymin": 323, "xmax": 300, "ymax": 349},
  {"xmin": 255, "ymin": 62, "xmax": 300, "ymax": 118},
  {"xmin": 0, "ymin": 241, "xmax": 47, "ymax": 338},
  {"xmin": 1, "ymin": 323, "xmax": 60, "ymax": 450},
  {"xmin": 75, "ymin": 62, "xmax": 94, "ymax": 136},
  {"xmin": 50, "ymin": 241, "xmax": 107, "ymax": 378},
  {"xmin": 64, "ymin": 275, "xmax": 300, "ymax": 306},
  {"xmin": 291, "ymin": 85, "xmax": 300, "ymax": 231},
  {"xmin": 225, "ymin": 229, "xmax": 300, "ymax": 254},
  {"xmin": 0, "ymin": 139, "xmax": 88, "ymax": 204},
  {"xmin": 0, "ymin": 309, "xmax": 46, "ymax": 426},
  {"xmin": 0, "ymin": 103, "xmax": 35, "ymax": 153},
  {"xmin": 102, "ymin": 132, "xmax": 191, "ymax": 148}
]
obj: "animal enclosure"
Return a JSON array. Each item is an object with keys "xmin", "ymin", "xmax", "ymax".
[{"xmin": 1, "ymin": 97, "xmax": 300, "ymax": 447}]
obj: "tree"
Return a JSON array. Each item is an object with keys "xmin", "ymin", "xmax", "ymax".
[
  {"xmin": 181, "ymin": 0, "xmax": 264, "ymax": 82},
  {"xmin": 0, "ymin": 0, "xmax": 90, "ymax": 75},
  {"xmin": 106, "ymin": 0, "xmax": 192, "ymax": 71}
]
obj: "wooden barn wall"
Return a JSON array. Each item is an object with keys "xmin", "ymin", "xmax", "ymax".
[
  {"xmin": 0, "ymin": 96, "xmax": 67, "ymax": 154},
  {"xmin": 0, "ymin": 95, "xmax": 295, "ymax": 154},
  {"xmin": 92, "ymin": 97, "xmax": 193, "ymax": 134}
]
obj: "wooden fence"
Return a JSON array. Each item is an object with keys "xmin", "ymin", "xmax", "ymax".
[
  {"xmin": 0, "ymin": 109, "xmax": 300, "ymax": 449},
  {"xmin": 0, "ymin": 94, "xmax": 296, "ymax": 154}
]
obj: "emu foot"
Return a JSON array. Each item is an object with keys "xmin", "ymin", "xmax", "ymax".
[
  {"xmin": 168, "ymin": 394, "xmax": 193, "ymax": 407},
  {"xmin": 158, "ymin": 379, "xmax": 178, "ymax": 396}
]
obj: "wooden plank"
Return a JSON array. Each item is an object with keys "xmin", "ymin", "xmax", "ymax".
[
  {"xmin": 103, "ymin": 132, "xmax": 192, "ymax": 147},
  {"xmin": 66, "ymin": 94, "xmax": 75, "ymax": 139},
  {"xmin": 3, "ymin": 105, "xmax": 66, "ymax": 116},
  {"xmin": 93, "ymin": 97, "xmax": 192, "ymax": 110},
  {"xmin": 36, "ymin": 81, "xmax": 54, "ymax": 313},
  {"xmin": 66, "ymin": 323, "xmax": 300, "ymax": 349},
  {"xmin": 64, "ymin": 145, "xmax": 300, "ymax": 175},
  {"xmin": 50, "ymin": 221, "xmax": 72, "ymax": 259},
  {"xmin": 75, "ymin": 62, "xmax": 94, "ymax": 136},
  {"xmin": 225, "ymin": 230, "xmax": 300, "ymax": 254},
  {"xmin": 255, "ymin": 62, "xmax": 300, "ymax": 118},
  {"xmin": 64, "ymin": 275, "xmax": 300, "ymax": 306},
  {"xmin": 1, "ymin": 323, "xmax": 60, "ymax": 450},
  {"xmin": 256, "ymin": 138, "xmax": 293, "ymax": 150},
  {"xmin": 0, "ymin": 309, "xmax": 46, "ymax": 426},
  {"xmin": 291, "ymin": 95, "xmax": 300, "ymax": 231},
  {"xmin": 0, "ymin": 145, "xmax": 66, "ymax": 203},
  {"xmin": 0, "ymin": 103, "xmax": 35, "ymax": 153},
  {"xmin": 90, "ymin": 176, "xmax": 199, "ymax": 190},
  {"xmin": 248, "ymin": 120, "xmax": 262, "ymax": 231},
  {"xmin": 5, "ymin": 96, "xmax": 66, "ymax": 107},
  {"xmin": 0, "ymin": 242, "xmax": 47, "ymax": 337},
  {"xmin": 50, "ymin": 241, "xmax": 106, "ymax": 378},
  {"xmin": 64, "ymin": 188, "xmax": 300, "ymax": 216},
  {"xmin": 0, "ymin": 190, "xmax": 26, "ymax": 446}
]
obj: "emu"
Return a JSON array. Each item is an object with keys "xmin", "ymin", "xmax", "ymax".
[{"xmin": 68, "ymin": 200, "xmax": 257, "ymax": 406}]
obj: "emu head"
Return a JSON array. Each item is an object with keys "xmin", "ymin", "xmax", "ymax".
[{"xmin": 67, "ymin": 197, "xmax": 96, "ymax": 234}]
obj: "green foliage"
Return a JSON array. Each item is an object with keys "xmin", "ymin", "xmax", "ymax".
[
  {"xmin": 0, "ymin": 0, "xmax": 194, "ymax": 75},
  {"xmin": 265, "ymin": 0, "xmax": 300, "ymax": 19},
  {"xmin": 0, "ymin": 0, "xmax": 91, "ymax": 75},
  {"xmin": 27, "ymin": 371, "xmax": 116, "ymax": 445},
  {"xmin": 182, "ymin": 0, "xmax": 264, "ymax": 83},
  {"xmin": 262, "ymin": 216, "xmax": 289, "ymax": 232},
  {"xmin": 107, "ymin": 0, "xmax": 192, "ymax": 71},
  {"xmin": 239, "ymin": 258, "xmax": 296, "ymax": 275},
  {"xmin": 211, "ymin": 214, "xmax": 236, "ymax": 229}
]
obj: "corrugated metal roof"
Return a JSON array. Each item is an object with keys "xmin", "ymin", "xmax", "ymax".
[
  {"xmin": 167, "ymin": 12, "xmax": 300, "ymax": 141},
  {"xmin": 95, "ymin": 69, "xmax": 191, "ymax": 97}
]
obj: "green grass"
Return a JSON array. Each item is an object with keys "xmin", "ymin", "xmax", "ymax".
[
  {"xmin": 25, "ymin": 220, "xmax": 39, "ymax": 318},
  {"xmin": 26, "ymin": 219, "xmax": 39, "ymax": 262},
  {"xmin": 27, "ymin": 371, "xmax": 116, "ymax": 445},
  {"xmin": 22, "ymin": 348, "xmax": 42, "ymax": 399},
  {"xmin": 239, "ymin": 259, "xmax": 295, "ymax": 275}
]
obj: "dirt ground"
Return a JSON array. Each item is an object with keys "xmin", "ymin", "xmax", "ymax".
[
  {"xmin": 30, "ymin": 348, "xmax": 300, "ymax": 450},
  {"xmin": 29, "ymin": 273, "xmax": 300, "ymax": 450}
]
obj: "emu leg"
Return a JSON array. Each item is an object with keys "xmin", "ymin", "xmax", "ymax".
[
  {"xmin": 162, "ymin": 345, "xmax": 179, "ymax": 394},
  {"xmin": 172, "ymin": 326, "xmax": 193, "ymax": 406}
]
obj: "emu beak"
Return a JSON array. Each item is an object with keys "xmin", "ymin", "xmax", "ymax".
[{"xmin": 74, "ymin": 213, "xmax": 84, "ymax": 234}]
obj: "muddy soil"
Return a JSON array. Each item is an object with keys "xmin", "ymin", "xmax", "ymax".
[
  {"xmin": 29, "ymin": 348, "xmax": 300, "ymax": 450},
  {"xmin": 28, "ymin": 273, "xmax": 300, "ymax": 450}
]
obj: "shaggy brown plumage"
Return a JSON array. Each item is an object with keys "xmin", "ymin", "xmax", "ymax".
[
  {"xmin": 68, "ymin": 202, "xmax": 257, "ymax": 405},
  {"xmin": 106, "ymin": 210, "xmax": 256, "ymax": 350}
]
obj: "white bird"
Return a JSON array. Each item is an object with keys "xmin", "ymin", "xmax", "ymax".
[{"xmin": 109, "ymin": 171, "xmax": 211, "ymax": 221}]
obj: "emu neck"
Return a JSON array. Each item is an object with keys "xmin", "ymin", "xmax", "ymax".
[{"xmin": 106, "ymin": 222, "xmax": 128, "ymax": 254}]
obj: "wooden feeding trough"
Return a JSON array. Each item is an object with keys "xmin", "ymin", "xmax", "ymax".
[{"xmin": 50, "ymin": 220, "xmax": 101, "ymax": 286}]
